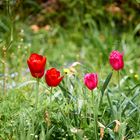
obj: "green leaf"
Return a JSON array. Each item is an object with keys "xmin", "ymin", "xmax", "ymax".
[
  {"xmin": 99, "ymin": 72, "xmax": 113, "ymax": 108},
  {"xmin": 101, "ymin": 72, "xmax": 113, "ymax": 96}
]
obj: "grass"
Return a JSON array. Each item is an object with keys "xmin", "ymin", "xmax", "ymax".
[{"xmin": 1, "ymin": 1, "xmax": 140, "ymax": 139}]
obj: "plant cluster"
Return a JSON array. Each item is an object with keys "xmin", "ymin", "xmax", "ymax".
[
  {"xmin": 0, "ymin": 0, "xmax": 140, "ymax": 140},
  {"xmin": 20, "ymin": 50, "xmax": 127, "ymax": 139}
]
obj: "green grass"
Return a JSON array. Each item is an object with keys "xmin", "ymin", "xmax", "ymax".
[{"xmin": 1, "ymin": 1, "xmax": 140, "ymax": 139}]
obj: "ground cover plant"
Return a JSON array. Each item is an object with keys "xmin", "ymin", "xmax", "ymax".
[{"xmin": 0, "ymin": 0, "xmax": 140, "ymax": 140}]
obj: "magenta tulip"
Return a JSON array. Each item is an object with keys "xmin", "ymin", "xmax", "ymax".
[
  {"xmin": 109, "ymin": 50, "xmax": 124, "ymax": 71},
  {"xmin": 84, "ymin": 73, "xmax": 98, "ymax": 90}
]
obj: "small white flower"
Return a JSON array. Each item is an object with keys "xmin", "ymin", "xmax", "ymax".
[
  {"xmin": 129, "ymin": 69, "xmax": 134, "ymax": 74},
  {"xmin": 30, "ymin": 133, "xmax": 34, "ymax": 136},
  {"xmin": 70, "ymin": 127, "xmax": 78, "ymax": 133}
]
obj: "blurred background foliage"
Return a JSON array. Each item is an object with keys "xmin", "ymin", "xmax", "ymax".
[
  {"xmin": 0, "ymin": 0, "xmax": 140, "ymax": 74},
  {"xmin": 1, "ymin": 0, "xmax": 140, "ymax": 30}
]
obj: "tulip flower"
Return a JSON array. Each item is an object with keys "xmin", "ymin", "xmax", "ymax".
[
  {"xmin": 84, "ymin": 73, "xmax": 98, "ymax": 139},
  {"xmin": 84, "ymin": 73, "xmax": 98, "ymax": 90},
  {"xmin": 45, "ymin": 68, "xmax": 63, "ymax": 87},
  {"xmin": 27, "ymin": 53, "xmax": 46, "ymax": 78},
  {"xmin": 109, "ymin": 50, "xmax": 124, "ymax": 71}
]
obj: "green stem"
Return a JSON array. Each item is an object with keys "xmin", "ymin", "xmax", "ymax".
[
  {"xmin": 91, "ymin": 90, "xmax": 98, "ymax": 140},
  {"xmin": 35, "ymin": 78, "xmax": 39, "ymax": 109},
  {"xmin": 3, "ymin": 47, "xmax": 7, "ymax": 95},
  {"xmin": 107, "ymin": 91, "xmax": 114, "ymax": 119},
  {"xmin": 50, "ymin": 87, "xmax": 53, "ymax": 103},
  {"xmin": 118, "ymin": 71, "xmax": 120, "ymax": 91},
  {"xmin": 50, "ymin": 87, "xmax": 53, "ymax": 94},
  {"xmin": 117, "ymin": 71, "xmax": 122, "ymax": 139},
  {"xmin": 118, "ymin": 71, "xmax": 122, "ymax": 120},
  {"xmin": 99, "ymin": 91, "xmax": 103, "ymax": 108}
]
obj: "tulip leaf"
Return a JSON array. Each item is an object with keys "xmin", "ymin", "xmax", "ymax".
[
  {"xmin": 59, "ymin": 85, "xmax": 72, "ymax": 99},
  {"xmin": 121, "ymin": 84, "xmax": 140, "ymax": 115},
  {"xmin": 99, "ymin": 72, "xmax": 113, "ymax": 107},
  {"xmin": 101, "ymin": 72, "xmax": 113, "ymax": 95},
  {"xmin": 16, "ymin": 80, "xmax": 36, "ymax": 89}
]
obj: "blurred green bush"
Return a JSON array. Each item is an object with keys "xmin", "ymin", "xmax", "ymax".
[{"xmin": 1, "ymin": 0, "xmax": 140, "ymax": 31}]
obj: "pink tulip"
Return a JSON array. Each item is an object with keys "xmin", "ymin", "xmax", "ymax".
[
  {"xmin": 84, "ymin": 73, "xmax": 98, "ymax": 90},
  {"xmin": 109, "ymin": 50, "xmax": 124, "ymax": 71}
]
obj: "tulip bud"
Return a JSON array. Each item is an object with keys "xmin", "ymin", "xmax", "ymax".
[
  {"xmin": 84, "ymin": 73, "xmax": 98, "ymax": 90},
  {"xmin": 27, "ymin": 53, "xmax": 46, "ymax": 78},
  {"xmin": 45, "ymin": 68, "xmax": 63, "ymax": 87},
  {"xmin": 109, "ymin": 50, "xmax": 124, "ymax": 71}
]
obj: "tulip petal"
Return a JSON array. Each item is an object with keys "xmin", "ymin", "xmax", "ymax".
[
  {"xmin": 84, "ymin": 73, "xmax": 98, "ymax": 90},
  {"xmin": 45, "ymin": 68, "xmax": 63, "ymax": 87},
  {"xmin": 27, "ymin": 53, "xmax": 46, "ymax": 78},
  {"xmin": 109, "ymin": 50, "xmax": 124, "ymax": 71}
]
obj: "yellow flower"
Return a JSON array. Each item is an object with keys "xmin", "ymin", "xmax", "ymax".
[
  {"xmin": 63, "ymin": 68, "xmax": 70, "ymax": 75},
  {"xmin": 63, "ymin": 61, "xmax": 81, "ymax": 76},
  {"xmin": 134, "ymin": 74, "xmax": 139, "ymax": 79}
]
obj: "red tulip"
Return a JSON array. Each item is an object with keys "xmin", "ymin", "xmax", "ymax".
[
  {"xmin": 109, "ymin": 50, "xmax": 124, "ymax": 71},
  {"xmin": 27, "ymin": 53, "xmax": 46, "ymax": 78},
  {"xmin": 84, "ymin": 73, "xmax": 98, "ymax": 90},
  {"xmin": 45, "ymin": 68, "xmax": 63, "ymax": 87}
]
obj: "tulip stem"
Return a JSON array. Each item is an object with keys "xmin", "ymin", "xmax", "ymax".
[
  {"xmin": 49, "ymin": 87, "xmax": 53, "ymax": 103},
  {"xmin": 91, "ymin": 91, "xmax": 98, "ymax": 140},
  {"xmin": 106, "ymin": 91, "xmax": 115, "ymax": 119},
  {"xmin": 50, "ymin": 87, "xmax": 53, "ymax": 94},
  {"xmin": 35, "ymin": 78, "xmax": 40, "ymax": 109},
  {"xmin": 118, "ymin": 71, "xmax": 120, "ymax": 90},
  {"xmin": 2, "ymin": 46, "xmax": 7, "ymax": 96}
]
